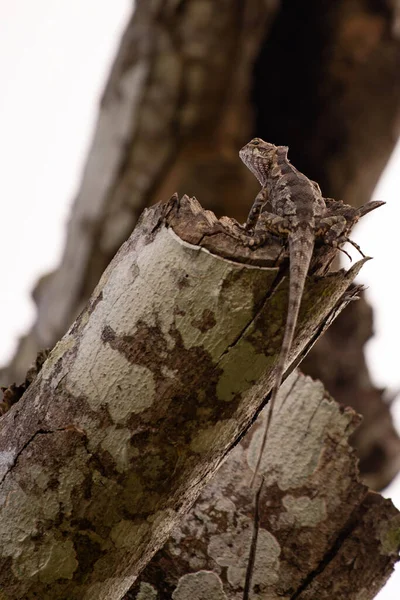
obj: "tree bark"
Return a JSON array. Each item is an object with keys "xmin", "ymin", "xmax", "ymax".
[
  {"xmin": 1, "ymin": 0, "xmax": 399, "ymax": 492},
  {"xmin": 1, "ymin": 2, "xmax": 400, "ymax": 597},
  {"xmin": 0, "ymin": 197, "xmax": 377, "ymax": 599},
  {"xmin": 126, "ymin": 373, "xmax": 400, "ymax": 600}
]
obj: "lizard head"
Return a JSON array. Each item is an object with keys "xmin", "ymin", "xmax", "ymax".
[{"xmin": 239, "ymin": 138, "xmax": 288, "ymax": 184}]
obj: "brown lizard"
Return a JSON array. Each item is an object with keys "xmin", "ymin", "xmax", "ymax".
[
  {"xmin": 239, "ymin": 138, "xmax": 383, "ymax": 599},
  {"xmin": 240, "ymin": 138, "xmax": 353, "ymax": 487}
]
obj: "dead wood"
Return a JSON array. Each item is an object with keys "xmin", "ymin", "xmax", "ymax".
[
  {"xmin": 126, "ymin": 373, "xmax": 400, "ymax": 600},
  {"xmin": 1, "ymin": 0, "xmax": 399, "ymax": 491},
  {"xmin": 0, "ymin": 196, "xmax": 375, "ymax": 599}
]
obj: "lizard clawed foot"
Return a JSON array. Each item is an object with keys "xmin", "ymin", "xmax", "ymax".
[
  {"xmin": 328, "ymin": 236, "xmax": 366, "ymax": 261},
  {"xmin": 338, "ymin": 246, "xmax": 353, "ymax": 262},
  {"xmin": 347, "ymin": 238, "xmax": 366, "ymax": 258},
  {"xmin": 244, "ymin": 233, "xmax": 270, "ymax": 248},
  {"xmin": 234, "ymin": 221, "xmax": 248, "ymax": 231}
]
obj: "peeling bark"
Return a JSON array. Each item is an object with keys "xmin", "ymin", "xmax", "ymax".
[
  {"xmin": 126, "ymin": 374, "xmax": 400, "ymax": 600},
  {"xmin": 1, "ymin": 1, "xmax": 399, "ymax": 596},
  {"xmin": 0, "ymin": 197, "xmax": 371, "ymax": 599},
  {"xmin": 2, "ymin": 0, "xmax": 400, "ymax": 491}
]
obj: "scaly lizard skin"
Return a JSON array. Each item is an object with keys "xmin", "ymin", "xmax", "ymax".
[
  {"xmin": 239, "ymin": 138, "xmax": 384, "ymax": 600},
  {"xmin": 240, "ymin": 138, "xmax": 349, "ymax": 486}
]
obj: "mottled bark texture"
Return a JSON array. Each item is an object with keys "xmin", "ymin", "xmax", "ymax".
[
  {"xmin": 1, "ymin": 0, "xmax": 399, "ymax": 491},
  {"xmin": 0, "ymin": 197, "xmax": 376, "ymax": 599},
  {"xmin": 1, "ymin": 0, "xmax": 400, "ymax": 490},
  {"xmin": 126, "ymin": 373, "xmax": 400, "ymax": 600},
  {"xmin": 303, "ymin": 296, "xmax": 400, "ymax": 491}
]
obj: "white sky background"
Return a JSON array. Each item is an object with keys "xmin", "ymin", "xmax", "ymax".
[{"xmin": 0, "ymin": 1, "xmax": 399, "ymax": 597}]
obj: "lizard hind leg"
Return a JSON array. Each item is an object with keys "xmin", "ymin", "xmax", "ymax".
[
  {"xmin": 334, "ymin": 237, "xmax": 366, "ymax": 260},
  {"xmin": 329, "ymin": 235, "xmax": 366, "ymax": 260},
  {"xmin": 316, "ymin": 214, "xmax": 347, "ymax": 244}
]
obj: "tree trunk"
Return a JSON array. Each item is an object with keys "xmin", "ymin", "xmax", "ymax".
[
  {"xmin": 0, "ymin": 197, "xmax": 376, "ymax": 599},
  {"xmin": 2, "ymin": 0, "xmax": 399, "ymax": 492},
  {"xmin": 126, "ymin": 373, "xmax": 400, "ymax": 600},
  {"xmin": 1, "ymin": 1, "xmax": 400, "ymax": 598}
]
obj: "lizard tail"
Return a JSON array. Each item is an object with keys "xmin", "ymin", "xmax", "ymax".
[{"xmin": 250, "ymin": 234, "xmax": 314, "ymax": 487}]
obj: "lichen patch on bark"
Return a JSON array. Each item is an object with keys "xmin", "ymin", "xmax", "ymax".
[
  {"xmin": 172, "ymin": 571, "xmax": 228, "ymax": 600},
  {"xmin": 0, "ymin": 198, "xmax": 387, "ymax": 599}
]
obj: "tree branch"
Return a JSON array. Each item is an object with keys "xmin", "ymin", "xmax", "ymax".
[
  {"xmin": 2, "ymin": 0, "xmax": 399, "ymax": 491},
  {"xmin": 127, "ymin": 373, "xmax": 400, "ymax": 600},
  {"xmin": 0, "ymin": 196, "xmax": 371, "ymax": 599}
]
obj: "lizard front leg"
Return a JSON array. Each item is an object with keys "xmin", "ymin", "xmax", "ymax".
[
  {"xmin": 245, "ymin": 187, "xmax": 269, "ymax": 231},
  {"xmin": 244, "ymin": 211, "xmax": 290, "ymax": 248}
]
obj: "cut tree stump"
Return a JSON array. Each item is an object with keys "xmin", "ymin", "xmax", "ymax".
[{"xmin": 0, "ymin": 195, "xmax": 394, "ymax": 600}]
